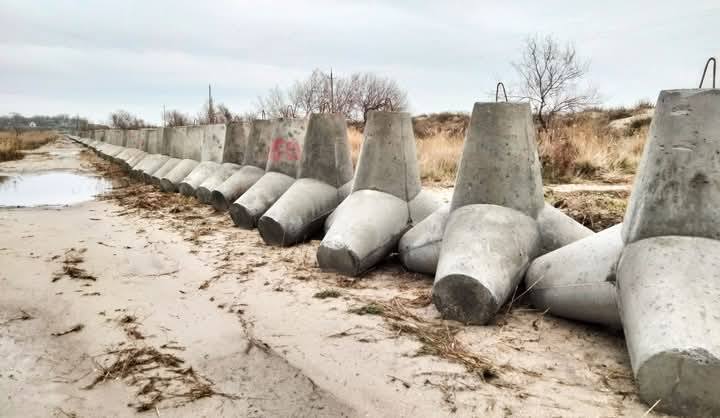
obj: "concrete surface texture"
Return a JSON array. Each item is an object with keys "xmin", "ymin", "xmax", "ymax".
[
  {"xmin": 125, "ymin": 129, "xmax": 145, "ymax": 150},
  {"xmin": 433, "ymin": 204, "xmax": 541, "ymax": 325},
  {"xmin": 196, "ymin": 163, "xmax": 241, "ymax": 204},
  {"xmin": 166, "ymin": 126, "xmax": 202, "ymax": 161},
  {"xmin": 451, "ymin": 102, "xmax": 544, "ymax": 217},
  {"xmin": 525, "ymin": 224, "xmax": 623, "ymax": 328},
  {"xmin": 223, "ymin": 122, "xmax": 250, "ymax": 163},
  {"xmin": 210, "ymin": 120, "xmax": 276, "ymax": 211},
  {"xmin": 229, "ymin": 118, "xmax": 308, "ymax": 228},
  {"xmin": 139, "ymin": 154, "xmax": 171, "ymax": 183},
  {"xmin": 623, "ymin": 89, "xmax": 720, "ymax": 243},
  {"xmin": 398, "ymin": 205, "xmax": 450, "ymax": 275},
  {"xmin": 536, "ymin": 204, "xmax": 594, "ymax": 253},
  {"xmin": 160, "ymin": 159, "xmax": 200, "ymax": 193},
  {"xmin": 105, "ymin": 129, "xmax": 126, "ymax": 147},
  {"xmin": 617, "ymin": 236, "xmax": 720, "ymax": 416},
  {"xmin": 178, "ymin": 161, "xmax": 221, "ymax": 196},
  {"xmin": 258, "ymin": 113, "xmax": 354, "ymax": 246},
  {"xmin": 142, "ymin": 128, "xmax": 165, "ymax": 154},
  {"xmin": 317, "ymin": 111, "xmax": 439, "ymax": 275}
]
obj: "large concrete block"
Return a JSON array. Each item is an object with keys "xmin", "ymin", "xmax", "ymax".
[
  {"xmin": 196, "ymin": 163, "xmax": 241, "ymax": 204},
  {"xmin": 166, "ymin": 126, "xmax": 202, "ymax": 161},
  {"xmin": 536, "ymin": 204, "xmax": 594, "ymax": 254},
  {"xmin": 258, "ymin": 113, "xmax": 354, "ymax": 245},
  {"xmin": 125, "ymin": 129, "xmax": 144, "ymax": 150},
  {"xmin": 525, "ymin": 224, "xmax": 623, "ymax": 328},
  {"xmin": 142, "ymin": 128, "xmax": 165, "ymax": 154},
  {"xmin": 433, "ymin": 204, "xmax": 540, "ymax": 324},
  {"xmin": 297, "ymin": 114, "xmax": 354, "ymax": 187},
  {"xmin": 160, "ymin": 159, "xmax": 199, "ymax": 193},
  {"xmin": 179, "ymin": 161, "xmax": 221, "ymax": 196},
  {"xmin": 223, "ymin": 122, "xmax": 250, "ymax": 163},
  {"xmin": 623, "ymin": 89, "xmax": 720, "ymax": 243},
  {"xmin": 618, "ymin": 236, "xmax": 720, "ymax": 416},
  {"xmin": 125, "ymin": 150, "xmax": 148, "ymax": 170},
  {"xmin": 139, "ymin": 155, "xmax": 171, "ymax": 184},
  {"xmin": 351, "ymin": 111, "xmax": 421, "ymax": 200},
  {"xmin": 318, "ymin": 111, "xmax": 438, "ymax": 275},
  {"xmin": 93, "ymin": 130, "xmax": 106, "ymax": 142},
  {"xmin": 209, "ymin": 120, "xmax": 276, "ymax": 211},
  {"xmin": 200, "ymin": 124, "xmax": 227, "ymax": 163},
  {"xmin": 106, "ymin": 129, "xmax": 126, "ymax": 146},
  {"xmin": 229, "ymin": 118, "xmax": 308, "ymax": 227},
  {"xmin": 451, "ymin": 102, "xmax": 544, "ymax": 217}
]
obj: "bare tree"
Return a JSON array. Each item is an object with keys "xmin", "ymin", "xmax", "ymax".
[
  {"xmin": 109, "ymin": 110, "xmax": 150, "ymax": 129},
  {"xmin": 355, "ymin": 73, "xmax": 408, "ymax": 122},
  {"xmin": 255, "ymin": 70, "xmax": 407, "ymax": 122},
  {"xmin": 164, "ymin": 110, "xmax": 192, "ymax": 127},
  {"xmin": 513, "ymin": 34, "xmax": 598, "ymax": 129}
]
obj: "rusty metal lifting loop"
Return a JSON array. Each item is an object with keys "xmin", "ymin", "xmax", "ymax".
[
  {"xmin": 699, "ymin": 57, "xmax": 716, "ymax": 89},
  {"xmin": 496, "ymin": 82, "xmax": 508, "ymax": 102}
]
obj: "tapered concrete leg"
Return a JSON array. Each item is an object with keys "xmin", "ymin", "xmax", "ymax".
[
  {"xmin": 399, "ymin": 203, "xmax": 590, "ymax": 276},
  {"xmin": 433, "ymin": 204, "xmax": 540, "ymax": 324},
  {"xmin": 525, "ymin": 224, "xmax": 623, "ymax": 328},
  {"xmin": 210, "ymin": 166, "xmax": 266, "ymax": 211},
  {"xmin": 536, "ymin": 204, "xmax": 594, "ymax": 253},
  {"xmin": 129, "ymin": 154, "xmax": 160, "ymax": 178},
  {"xmin": 318, "ymin": 190, "xmax": 410, "ymax": 276},
  {"xmin": 125, "ymin": 151, "xmax": 148, "ymax": 170},
  {"xmin": 408, "ymin": 189, "xmax": 441, "ymax": 222},
  {"xmin": 179, "ymin": 162, "xmax": 221, "ymax": 196},
  {"xmin": 196, "ymin": 163, "xmax": 241, "ymax": 204},
  {"xmin": 160, "ymin": 159, "xmax": 199, "ymax": 193},
  {"xmin": 112, "ymin": 148, "xmax": 132, "ymax": 164},
  {"xmin": 117, "ymin": 149, "xmax": 143, "ymax": 167},
  {"xmin": 258, "ymin": 178, "xmax": 340, "ymax": 246},
  {"xmin": 398, "ymin": 205, "xmax": 450, "ymax": 275},
  {"xmin": 139, "ymin": 155, "xmax": 171, "ymax": 184},
  {"xmin": 149, "ymin": 158, "xmax": 181, "ymax": 186},
  {"xmin": 229, "ymin": 172, "xmax": 296, "ymax": 228},
  {"xmin": 617, "ymin": 236, "xmax": 720, "ymax": 416}
]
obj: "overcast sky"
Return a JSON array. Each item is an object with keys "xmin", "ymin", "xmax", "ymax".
[{"xmin": 1, "ymin": 0, "xmax": 718, "ymax": 124}]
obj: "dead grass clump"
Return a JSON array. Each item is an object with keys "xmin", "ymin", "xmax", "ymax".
[
  {"xmin": 0, "ymin": 130, "xmax": 57, "ymax": 162},
  {"xmin": 546, "ymin": 190, "xmax": 628, "ymax": 231},
  {"xmin": 86, "ymin": 345, "xmax": 235, "ymax": 412},
  {"xmin": 51, "ymin": 323, "xmax": 84, "ymax": 337},
  {"xmin": 313, "ymin": 289, "xmax": 342, "ymax": 299},
  {"xmin": 375, "ymin": 298, "xmax": 499, "ymax": 380},
  {"xmin": 52, "ymin": 248, "xmax": 96, "ymax": 282}
]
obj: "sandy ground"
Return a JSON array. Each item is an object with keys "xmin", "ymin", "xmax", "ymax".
[{"xmin": 0, "ymin": 138, "xmax": 665, "ymax": 417}]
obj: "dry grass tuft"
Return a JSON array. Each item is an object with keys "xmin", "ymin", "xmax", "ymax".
[
  {"xmin": 353, "ymin": 297, "xmax": 500, "ymax": 380},
  {"xmin": 0, "ymin": 130, "xmax": 57, "ymax": 162},
  {"xmin": 85, "ymin": 344, "xmax": 235, "ymax": 411}
]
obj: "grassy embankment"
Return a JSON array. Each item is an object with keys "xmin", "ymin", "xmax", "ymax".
[{"xmin": 0, "ymin": 130, "xmax": 58, "ymax": 162}]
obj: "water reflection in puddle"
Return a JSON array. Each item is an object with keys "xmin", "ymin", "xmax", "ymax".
[{"xmin": 0, "ymin": 172, "xmax": 110, "ymax": 207}]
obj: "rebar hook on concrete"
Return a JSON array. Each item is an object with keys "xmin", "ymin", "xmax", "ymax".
[
  {"xmin": 496, "ymin": 82, "xmax": 508, "ymax": 102},
  {"xmin": 699, "ymin": 57, "xmax": 716, "ymax": 88}
]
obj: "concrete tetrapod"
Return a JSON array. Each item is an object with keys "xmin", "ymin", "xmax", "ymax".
[
  {"xmin": 196, "ymin": 163, "xmax": 242, "ymax": 204},
  {"xmin": 160, "ymin": 159, "xmax": 199, "ymax": 193},
  {"xmin": 230, "ymin": 118, "xmax": 307, "ymax": 228},
  {"xmin": 431, "ymin": 102, "xmax": 547, "ymax": 324},
  {"xmin": 317, "ymin": 111, "xmax": 440, "ymax": 275},
  {"xmin": 211, "ymin": 120, "xmax": 275, "ymax": 211},
  {"xmin": 138, "ymin": 155, "xmax": 171, "ymax": 184},
  {"xmin": 614, "ymin": 89, "xmax": 720, "ymax": 416},
  {"xmin": 399, "ymin": 203, "xmax": 592, "ymax": 275},
  {"xmin": 178, "ymin": 161, "xmax": 222, "ymax": 197},
  {"xmin": 258, "ymin": 113, "xmax": 354, "ymax": 245},
  {"xmin": 130, "ymin": 154, "xmax": 170, "ymax": 181},
  {"xmin": 524, "ymin": 224, "xmax": 623, "ymax": 328},
  {"xmin": 125, "ymin": 151, "xmax": 148, "ymax": 171}
]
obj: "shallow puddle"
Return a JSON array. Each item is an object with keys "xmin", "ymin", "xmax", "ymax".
[{"xmin": 0, "ymin": 172, "xmax": 110, "ymax": 207}]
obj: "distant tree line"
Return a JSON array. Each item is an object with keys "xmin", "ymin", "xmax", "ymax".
[{"xmin": 0, "ymin": 113, "xmax": 90, "ymax": 130}]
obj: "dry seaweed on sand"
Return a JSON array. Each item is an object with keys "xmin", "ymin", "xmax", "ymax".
[
  {"xmin": 52, "ymin": 248, "xmax": 97, "ymax": 282},
  {"xmin": 85, "ymin": 345, "xmax": 237, "ymax": 412},
  {"xmin": 51, "ymin": 323, "xmax": 84, "ymax": 337}
]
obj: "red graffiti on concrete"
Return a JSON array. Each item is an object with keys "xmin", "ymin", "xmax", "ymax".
[{"xmin": 270, "ymin": 137, "xmax": 301, "ymax": 162}]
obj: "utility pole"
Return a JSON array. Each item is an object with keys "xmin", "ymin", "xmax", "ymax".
[
  {"xmin": 330, "ymin": 68, "xmax": 334, "ymax": 113},
  {"xmin": 208, "ymin": 84, "xmax": 215, "ymax": 124}
]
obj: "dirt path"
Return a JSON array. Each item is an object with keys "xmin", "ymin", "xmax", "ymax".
[{"xmin": 0, "ymin": 138, "xmax": 664, "ymax": 417}]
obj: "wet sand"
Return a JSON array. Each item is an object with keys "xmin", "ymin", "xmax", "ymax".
[{"xmin": 0, "ymin": 138, "xmax": 665, "ymax": 417}]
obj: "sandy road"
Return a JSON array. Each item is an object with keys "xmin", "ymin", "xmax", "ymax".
[{"xmin": 0, "ymin": 139, "xmax": 664, "ymax": 417}]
